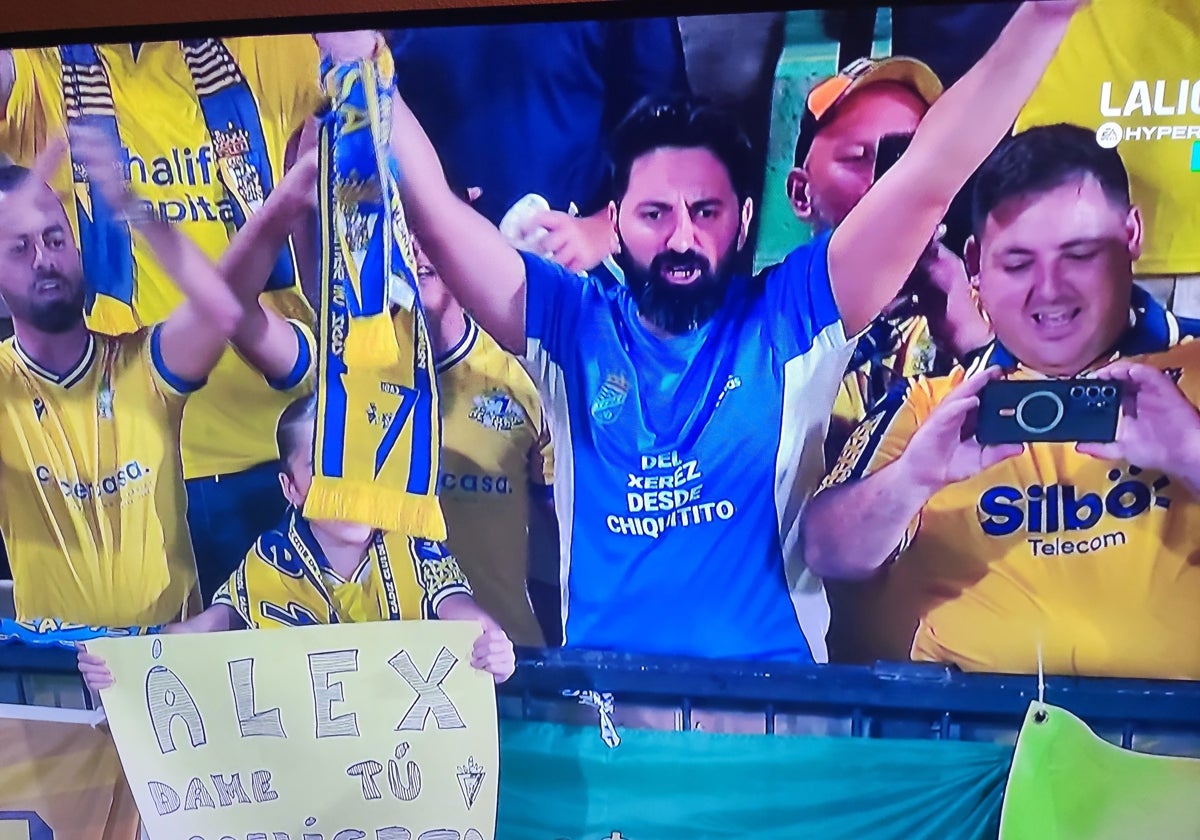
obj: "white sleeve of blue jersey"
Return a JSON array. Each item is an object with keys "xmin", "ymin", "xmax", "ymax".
[
  {"xmin": 520, "ymin": 249, "xmax": 588, "ymax": 363},
  {"xmin": 765, "ymin": 230, "xmax": 847, "ymax": 359}
]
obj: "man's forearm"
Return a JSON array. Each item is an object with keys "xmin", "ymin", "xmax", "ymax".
[
  {"xmin": 388, "ymin": 91, "xmax": 527, "ymax": 354},
  {"xmin": 217, "ymin": 167, "xmax": 314, "ymax": 379},
  {"xmin": 218, "ymin": 181, "xmax": 301, "ymax": 308},
  {"xmin": 133, "ymin": 214, "xmax": 242, "ymax": 337},
  {"xmin": 829, "ymin": 1, "xmax": 1077, "ymax": 336},
  {"xmin": 802, "ymin": 458, "xmax": 935, "ymax": 580},
  {"xmin": 908, "ymin": 2, "xmax": 1075, "ymax": 199}
]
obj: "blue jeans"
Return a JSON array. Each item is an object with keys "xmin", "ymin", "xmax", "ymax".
[{"xmin": 186, "ymin": 461, "xmax": 289, "ymax": 606}]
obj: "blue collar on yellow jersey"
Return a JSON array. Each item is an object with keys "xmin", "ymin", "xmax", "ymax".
[{"xmin": 434, "ymin": 313, "xmax": 479, "ymax": 374}]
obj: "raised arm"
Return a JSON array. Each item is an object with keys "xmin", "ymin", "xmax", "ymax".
[
  {"xmin": 385, "ymin": 80, "xmax": 527, "ymax": 354},
  {"xmin": 828, "ymin": 0, "xmax": 1085, "ymax": 337},
  {"xmin": 802, "ymin": 366, "xmax": 1021, "ymax": 579},
  {"xmin": 72, "ymin": 125, "xmax": 243, "ymax": 382},
  {"xmin": 218, "ymin": 147, "xmax": 319, "ymax": 383}
]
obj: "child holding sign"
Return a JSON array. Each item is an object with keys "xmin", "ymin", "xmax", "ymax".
[{"xmin": 78, "ymin": 393, "xmax": 516, "ymax": 690}]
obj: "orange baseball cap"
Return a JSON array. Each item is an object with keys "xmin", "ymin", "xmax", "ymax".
[{"xmin": 793, "ymin": 56, "xmax": 944, "ymax": 166}]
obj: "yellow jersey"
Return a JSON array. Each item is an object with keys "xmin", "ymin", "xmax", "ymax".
[
  {"xmin": 0, "ymin": 37, "xmax": 324, "ymax": 477},
  {"xmin": 436, "ymin": 317, "xmax": 554, "ymax": 647},
  {"xmin": 1015, "ymin": 0, "xmax": 1200, "ymax": 275},
  {"xmin": 0, "ymin": 329, "xmax": 198, "ymax": 626},
  {"xmin": 213, "ymin": 508, "xmax": 473, "ymax": 628},
  {"xmin": 827, "ymin": 313, "xmax": 940, "ymax": 463},
  {"xmin": 820, "ymin": 293, "xmax": 1200, "ymax": 679}
]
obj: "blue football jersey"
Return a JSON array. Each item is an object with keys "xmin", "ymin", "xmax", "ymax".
[{"xmin": 521, "ymin": 231, "xmax": 854, "ymax": 661}]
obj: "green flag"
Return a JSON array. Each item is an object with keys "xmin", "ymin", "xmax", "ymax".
[
  {"xmin": 498, "ymin": 718, "xmax": 1011, "ymax": 839},
  {"xmin": 1000, "ymin": 702, "xmax": 1200, "ymax": 840}
]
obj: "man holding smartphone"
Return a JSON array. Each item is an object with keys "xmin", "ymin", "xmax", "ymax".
[{"xmin": 802, "ymin": 124, "xmax": 1200, "ymax": 680}]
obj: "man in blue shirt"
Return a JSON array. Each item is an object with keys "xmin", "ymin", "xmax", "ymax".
[{"xmin": 372, "ymin": 0, "xmax": 1087, "ymax": 662}]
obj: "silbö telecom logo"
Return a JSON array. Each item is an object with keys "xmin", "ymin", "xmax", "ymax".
[{"xmin": 978, "ymin": 466, "xmax": 1170, "ymax": 557}]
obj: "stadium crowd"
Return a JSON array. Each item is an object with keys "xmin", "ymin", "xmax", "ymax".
[{"xmin": 0, "ymin": 0, "xmax": 1197, "ymax": 690}]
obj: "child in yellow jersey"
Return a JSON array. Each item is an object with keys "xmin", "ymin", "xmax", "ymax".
[
  {"xmin": 805, "ymin": 124, "xmax": 1200, "ymax": 680},
  {"xmin": 0, "ymin": 136, "xmax": 247, "ymax": 628},
  {"xmin": 78, "ymin": 394, "xmax": 516, "ymax": 690}
]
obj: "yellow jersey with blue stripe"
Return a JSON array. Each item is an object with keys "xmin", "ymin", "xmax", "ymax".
[
  {"xmin": 213, "ymin": 507, "xmax": 472, "ymax": 628},
  {"xmin": 819, "ymin": 289, "xmax": 1200, "ymax": 679},
  {"xmin": 828, "ymin": 313, "xmax": 941, "ymax": 464},
  {"xmin": 0, "ymin": 329, "xmax": 200, "ymax": 626},
  {"xmin": 0, "ymin": 37, "xmax": 324, "ymax": 478},
  {"xmin": 436, "ymin": 317, "xmax": 554, "ymax": 647},
  {"xmin": 1015, "ymin": 0, "xmax": 1200, "ymax": 274}
]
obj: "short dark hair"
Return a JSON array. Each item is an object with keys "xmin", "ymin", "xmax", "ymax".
[
  {"xmin": 610, "ymin": 96, "xmax": 755, "ymax": 204},
  {"xmin": 971, "ymin": 124, "xmax": 1131, "ymax": 238},
  {"xmin": 276, "ymin": 395, "xmax": 317, "ymax": 473},
  {"xmin": 0, "ymin": 165, "xmax": 33, "ymax": 195}
]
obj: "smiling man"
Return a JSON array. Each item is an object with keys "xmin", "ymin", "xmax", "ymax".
[
  {"xmin": 378, "ymin": 1, "xmax": 1085, "ymax": 662},
  {"xmin": 802, "ymin": 123, "xmax": 1200, "ymax": 679}
]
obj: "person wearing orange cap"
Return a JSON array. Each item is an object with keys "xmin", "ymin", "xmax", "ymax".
[{"xmin": 788, "ymin": 57, "xmax": 994, "ymax": 468}]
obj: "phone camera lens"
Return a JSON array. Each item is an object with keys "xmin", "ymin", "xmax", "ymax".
[
  {"xmin": 1100, "ymin": 385, "xmax": 1117, "ymax": 400},
  {"xmin": 1085, "ymin": 385, "xmax": 1100, "ymax": 399},
  {"xmin": 1070, "ymin": 386, "xmax": 1085, "ymax": 399}
]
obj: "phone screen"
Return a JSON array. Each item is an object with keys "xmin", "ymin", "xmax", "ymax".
[{"xmin": 874, "ymin": 133, "xmax": 914, "ymax": 183}]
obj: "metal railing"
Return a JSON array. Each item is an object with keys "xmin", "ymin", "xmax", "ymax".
[
  {"xmin": 5, "ymin": 643, "xmax": 1199, "ymax": 755},
  {"xmin": 497, "ymin": 648, "xmax": 1200, "ymax": 755}
]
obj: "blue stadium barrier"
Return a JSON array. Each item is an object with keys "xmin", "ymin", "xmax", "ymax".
[{"xmin": 4, "ymin": 643, "xmax": 1199, "ymax": 756}]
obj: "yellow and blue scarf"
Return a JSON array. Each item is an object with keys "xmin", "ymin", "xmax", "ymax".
[
  {"xmin": 0, "ymin": 617, "xmax": 161, "ymax": 651},
  {"xmin": 58, "ymin": 39, "xmax": 301, "ymax": 333},
  {"xmin": 306, "ymin": 43, "xmax": 444, "ymax": 537}
]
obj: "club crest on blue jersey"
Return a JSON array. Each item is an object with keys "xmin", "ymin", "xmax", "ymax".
[
  {"xmin": 590, "ymin": 373, "xmax": 630, "ymax": 425},
  {"xmin": 469, "ymin": 390, "xmax": 525, "ymax": 432}
]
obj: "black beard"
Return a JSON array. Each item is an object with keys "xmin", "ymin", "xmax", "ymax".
[
  {"xmin": 8, "ymin": 273, "xmax": 86, "ymax": 334},
  {"xmin": 618, "ymin": 246, "xmax": 735, "ymax": 335}
]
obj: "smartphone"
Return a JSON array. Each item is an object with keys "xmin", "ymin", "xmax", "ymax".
[
  {"xmin": 976, "ymin": 379, "xmax": 1122, "ymax": 445},
  {"xmin": 873, "ymin": 133, "xmax": 924, "ymax": 320},
  {"xmin": 874, "ymin": 133, "xmax": 914, "ymax": 183}
]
